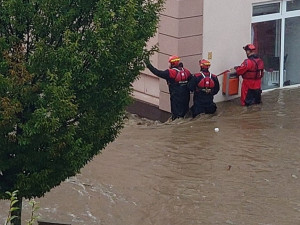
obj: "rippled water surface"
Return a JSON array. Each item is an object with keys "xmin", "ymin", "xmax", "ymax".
[{"xmin": 1, "ymin": 87, "xmax": 300, "ymax": 225}]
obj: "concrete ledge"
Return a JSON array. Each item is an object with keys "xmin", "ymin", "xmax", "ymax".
[
  {"xmin": 38, "ymin": 221, "xmax": 71, "ymax": 225},
  {"xmin": 127, "ymin": 100, "xmax": 171, "ymax": 122}
]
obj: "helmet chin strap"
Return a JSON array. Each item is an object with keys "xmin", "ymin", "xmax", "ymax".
[{"xmin": 247, "ymin": 51, "xmax": 255, "ymax": 58}]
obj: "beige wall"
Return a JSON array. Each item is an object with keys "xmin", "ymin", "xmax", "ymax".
[
  {"xmin": 132, "ymin": 31, "xmax": 160, "ymax": 106},
  {"xmin": 203, "ymin": 0, "xmax": 275, "ymax": 102},
  {"xmin": 133, "ymin": 0, "xmax": 274, "ymax": 113},
  {"xmin": 133, "ymin": 0, "xmax": 204, "ymax": 112},
  {"xmin": 202, "ymin": 0, "xmax": 253, "ymax": 102}
]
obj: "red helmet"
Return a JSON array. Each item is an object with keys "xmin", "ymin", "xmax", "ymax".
[
  {"xmin": 168, "ymin": 55, "xmax": 180, "ymax": 66},
  {"xmin": 199, "ymin": 59, "xmax": 211, "ymax": 68},
  {"xmin": 243, "ymin": 44, "xmax": 256, "ymax": 51}
]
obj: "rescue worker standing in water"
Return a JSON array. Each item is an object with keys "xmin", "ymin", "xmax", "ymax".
[
  {"xmin": 188, "ymin": 59, "xmax": 220, "ymax": 118},
  {"xmin": 234, "ymin": 44, "xmax": 264, "ymax": 106},
  {"xmin": 145, "ymin": 56, "xmax": 191, "ymax": 120}
]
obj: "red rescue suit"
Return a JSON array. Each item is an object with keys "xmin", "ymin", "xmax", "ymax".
[{"xmin": 235, "ymin": 55, "xmax": 264, "ymax": 106}]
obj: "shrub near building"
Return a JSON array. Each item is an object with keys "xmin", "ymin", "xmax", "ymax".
[{"xmin": 0, "ymin": 0, "xmax": 164, "ymax": 224}]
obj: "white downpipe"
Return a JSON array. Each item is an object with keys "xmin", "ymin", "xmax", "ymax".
[{"xmin": 280, "ymin": 1, "xmax": 286, "ymax": 87}]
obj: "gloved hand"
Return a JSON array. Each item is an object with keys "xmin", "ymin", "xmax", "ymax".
[
  {"xmin": 143, "ymin": 58, "xmax": 151, "ymax": 67},
  {"xmin": 229, "ymin": 67, "xmax": 236, "ymax": 74}
]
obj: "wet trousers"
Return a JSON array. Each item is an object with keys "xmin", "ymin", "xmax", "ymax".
[{"xmin": 241, "ymin": 79, "xmax": 262, "ymax": 106}]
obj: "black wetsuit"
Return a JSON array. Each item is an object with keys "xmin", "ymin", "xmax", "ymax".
[
  {"xmin": 188, "ymin": 70, "xmax": 220, "ymax": 117},
  {"xmin": 147, "ymin": 63, "xmax": 191, "ymax": 120}
]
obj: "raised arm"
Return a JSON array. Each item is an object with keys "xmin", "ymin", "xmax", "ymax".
[{"xmin": 146, "ymin": 63, "xmax": 170, "ymax": 80}]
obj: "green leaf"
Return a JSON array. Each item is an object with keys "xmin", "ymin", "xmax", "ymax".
[
  {"xmin": 11, "ymin": 200, "xmax": 19, "ymax": 206},
  {"xmin": 9, "ymin": 207, "xmax": 20, "ymax": 212}
]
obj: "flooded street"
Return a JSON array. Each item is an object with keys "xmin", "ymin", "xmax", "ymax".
[{"xmin": 1, "ymin": 87, "xmax": 300, "ymax": 225}]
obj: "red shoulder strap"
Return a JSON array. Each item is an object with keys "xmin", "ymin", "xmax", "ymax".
[{"xmin": 168, "ymin": 69, "xmax": 177, "ymax": 79}]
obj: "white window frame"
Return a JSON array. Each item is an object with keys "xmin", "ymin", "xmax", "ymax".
[{"xmin": 252, "ymin": 0, "xmax": 300, "ymax": 88}]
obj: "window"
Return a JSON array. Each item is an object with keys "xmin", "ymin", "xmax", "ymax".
[
  {"xmin": 252, "ymin": 20, "xmax": 282, "ymax": 89},
  {"xmin": 253, "ymin": 3, "xmax": 280, "ymax": 16},
  {"xmin": 287, "ymin": 0, "xmax": 300, "ymax": 11},
  {"xmin": 252, "ymin": 0, "xmax": 300, "ymax": 90},
  {"xmin": 284, "ymin": 16, "xmax": 300, "ymax": 85}
]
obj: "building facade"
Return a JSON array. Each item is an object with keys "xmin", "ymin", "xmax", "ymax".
[{"xmin": 131, "ymin": 0, "xmax": 300, "ymax": 118}]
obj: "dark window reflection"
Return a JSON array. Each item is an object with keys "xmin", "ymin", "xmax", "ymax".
[
  {"xmin": 253, "ymin": 3, "xmax": 280, "ymax": 16},
  {"xmin": 287, "ymin": 1, "xmax": 300, "ymax": 11}
]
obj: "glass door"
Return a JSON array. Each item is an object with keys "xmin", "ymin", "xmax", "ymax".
[
  {"xmin": 284, "ymin": 16, "xmax": 300, "ymax": 86},
  {"xmin": 252, "ymin": 0, "xmax": 300, "ymax": 90},
  {"xmin": 252, "ymin": 20, "xmax": 281, "ymax": 90}
]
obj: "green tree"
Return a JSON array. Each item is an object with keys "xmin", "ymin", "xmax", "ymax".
[{"xmin": 0, "ymin": 0, "xmax": 164, "ymax": 224}]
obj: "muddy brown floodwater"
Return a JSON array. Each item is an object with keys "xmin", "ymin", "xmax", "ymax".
[{"xmin": 1, "ymin": 87, "xmax": 300, "ymax": 225}]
